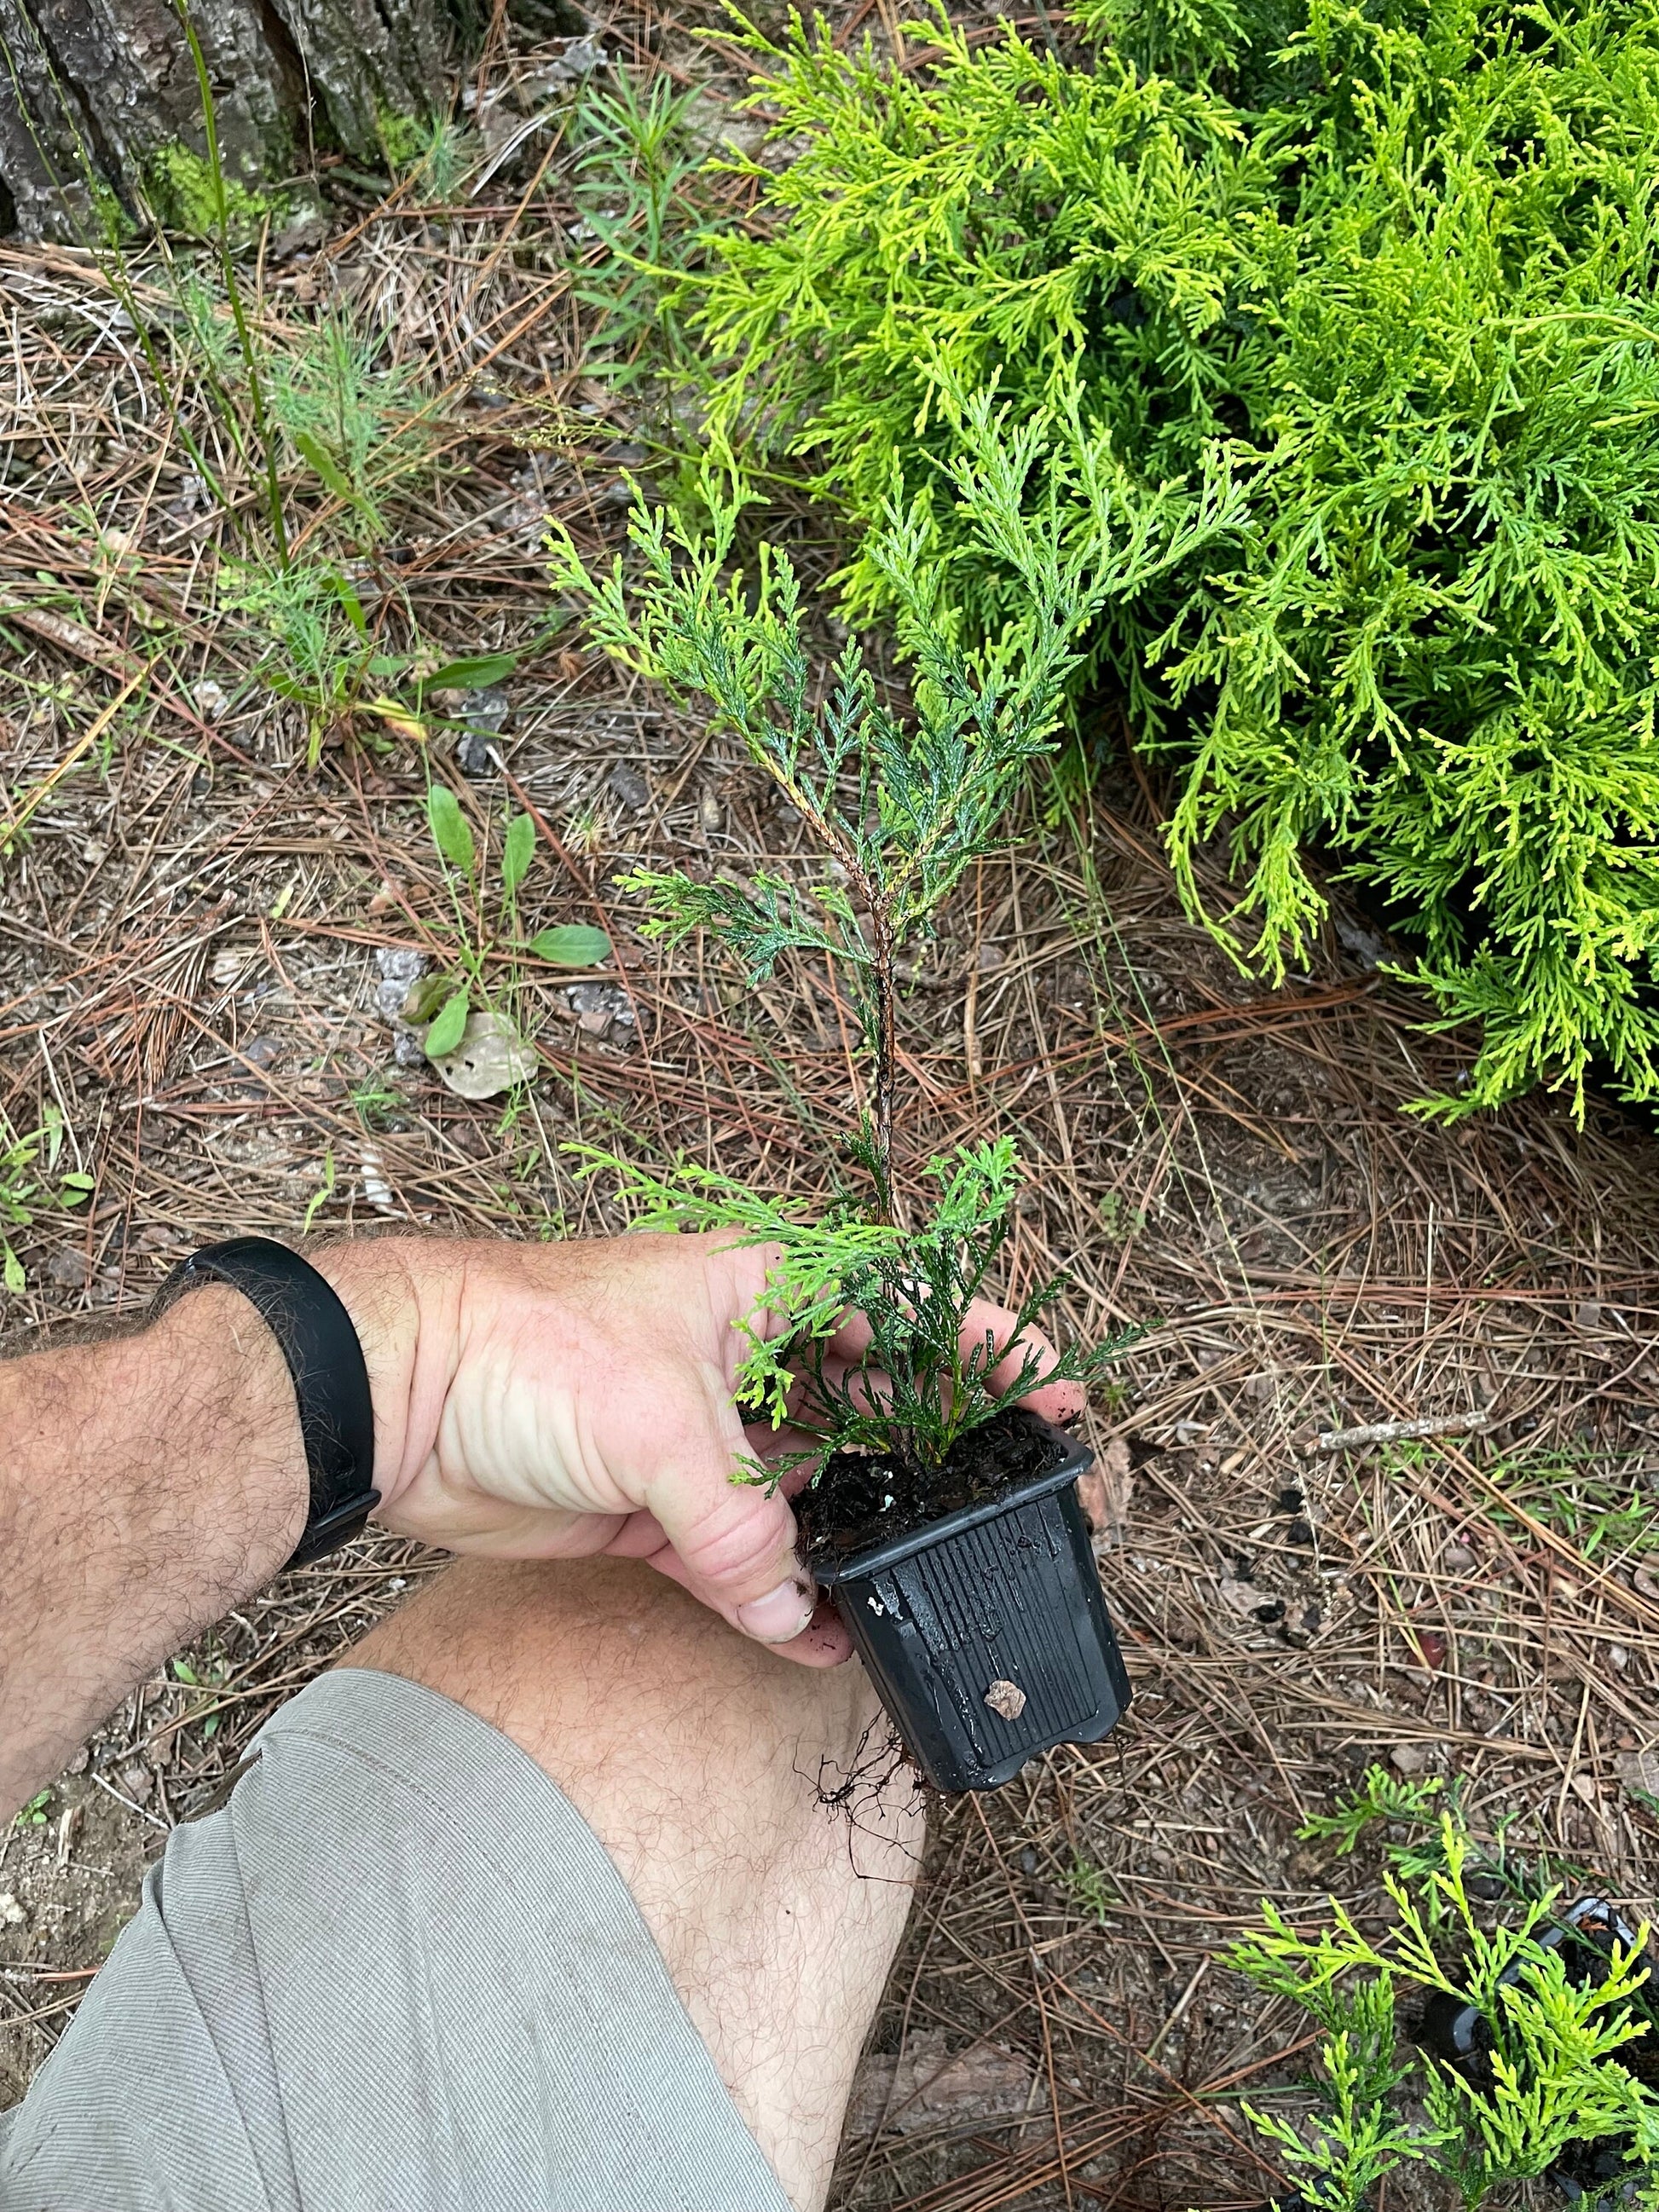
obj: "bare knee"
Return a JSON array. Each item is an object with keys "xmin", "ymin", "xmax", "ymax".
[
  {"xmin": 343, "ymin": 1558, "xmax": 923, "ymax": 2211},
  {"xmin": 348, "ymin": 1556, "xmax": 884, "ymax": 1809}
]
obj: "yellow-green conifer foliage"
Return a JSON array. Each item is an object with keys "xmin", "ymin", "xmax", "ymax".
[{"xmin": 692, "ymin": 0, "xmax": 1659, "ymax": 1118}]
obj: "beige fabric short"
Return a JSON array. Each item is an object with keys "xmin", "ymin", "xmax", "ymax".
[{"xmin": 0, "ymin": 1669, "xmax": 792, "ymax": 2212}]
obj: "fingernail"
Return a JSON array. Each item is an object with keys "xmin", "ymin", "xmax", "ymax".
[{"xmin": 737, "ymin": 1574, "xmax": 817, "ymax": 1643}]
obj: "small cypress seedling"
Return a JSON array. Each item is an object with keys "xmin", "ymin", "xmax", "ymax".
[
  {"xmin": 1230, "ymin": 1774, "xmax": 1659, "ymax": 2207},
  {"xmin": 548, "ymin": 407, "xmax": 1226, "ymax": 1479}
]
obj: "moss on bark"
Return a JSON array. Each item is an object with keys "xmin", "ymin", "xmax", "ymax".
[{"xmin": 0, "ymin": 0, "xmax": 470, "ymax": 240}]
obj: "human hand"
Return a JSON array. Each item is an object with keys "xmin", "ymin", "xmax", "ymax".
[{"xmin": 316, "ymin": 1233, "xmax": 1086, "ymax": 1667}]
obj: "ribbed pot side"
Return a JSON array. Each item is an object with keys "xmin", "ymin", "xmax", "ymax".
[{"xmin": 816, "ymin": 1418, "xmax": 1133, "ymax": 1793}]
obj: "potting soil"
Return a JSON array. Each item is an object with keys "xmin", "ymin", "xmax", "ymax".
[{"xmin": 801, "ymin": 1409, "xmax": 1070, "ymax": 1564}]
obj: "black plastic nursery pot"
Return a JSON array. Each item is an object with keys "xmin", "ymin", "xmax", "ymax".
[
  {"xmin": 1415, "ymin": 1895, "xmax": 1656, "ymax": 2210},
  {"xmin": 1415, "ymin": 1894, "xmax": 1646, "ymax": 2069},
  {"xmin": 808, "ymin": 1411, "xmax": 1132, "ymax": 1793}
]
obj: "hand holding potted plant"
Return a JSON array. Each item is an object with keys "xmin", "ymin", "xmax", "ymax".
[{"xmin": 548, "ymin": 407, "xmax": 1229, "ymax": 1787}]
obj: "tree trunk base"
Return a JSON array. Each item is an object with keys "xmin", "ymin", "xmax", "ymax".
[{"xmin": 0, "ymin": 0, "xmax": 477, "ymax": 242}]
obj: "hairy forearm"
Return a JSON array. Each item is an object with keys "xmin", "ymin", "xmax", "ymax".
[
  {"xmin": 0, "ymin": 1285, "xmax": 309, "ymax": 1816},
  {"xmin": 0, "ymin": 1219, "xmax": 861, "ymax": 1817}
]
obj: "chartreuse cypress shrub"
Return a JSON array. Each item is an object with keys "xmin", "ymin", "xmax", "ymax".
[
  {"xmin": 688, "ymin": 0, "xmax": 1659, "ymax": 1118},
  {"xmin": 1228, "ymin": 1770, "xmax": 1659, "ymax": 2206}
]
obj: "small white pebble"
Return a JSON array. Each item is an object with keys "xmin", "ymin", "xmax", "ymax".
[{"xmin": 0, "ymin": 1893, "xmax": 27, "ymax": 1926}]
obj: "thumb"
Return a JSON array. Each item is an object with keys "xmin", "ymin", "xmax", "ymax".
[{"xmin": 641, "ymin": 1368, "xmax": 818, "ymax": 1647}]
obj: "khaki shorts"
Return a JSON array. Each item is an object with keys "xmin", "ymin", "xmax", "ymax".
[{"xmin": 0, "ymin": 1670, "xmax": 791, "ymax": 2212}]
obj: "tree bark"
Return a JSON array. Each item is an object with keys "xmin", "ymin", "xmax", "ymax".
[{"xmin": 0, "ymin": 0, "xmax": 474, "ymax": 240}]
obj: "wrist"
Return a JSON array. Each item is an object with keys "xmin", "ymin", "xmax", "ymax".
[
  {"xmin": 147, "ymin": 1283, "xmax": 311, "ymax": 1564},
  {"xmin": 304, "ymin": 1238, "xmax": 446, "ymax": 1521}
]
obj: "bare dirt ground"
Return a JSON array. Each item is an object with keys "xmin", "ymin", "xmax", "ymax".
[{"xmin": 3, "ymin": 9, "xmax": 1659, "ymax": 2205}]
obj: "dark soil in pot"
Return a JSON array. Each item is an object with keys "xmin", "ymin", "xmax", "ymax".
[
  {"xmin": 801, "ymin": 1410, "xmax": 1132, "ymax": 1793},
  {"xmin": 799, "ymin": 1406, "xmax": 1070, "ymax": 1563}
]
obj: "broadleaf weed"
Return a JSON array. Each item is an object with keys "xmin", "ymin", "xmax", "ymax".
[
  {"xmin": 407, "ymin": 784, "xmax": 613, "ymax": 1075},
  {"xmin": 0, "ymin": 1106, "xmax": 95, "ymax": 1296}
]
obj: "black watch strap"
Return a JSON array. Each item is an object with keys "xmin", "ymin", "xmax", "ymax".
[{"xmin": 153, "ymin": 1236, "xmax": 379, "ymax": 1568}]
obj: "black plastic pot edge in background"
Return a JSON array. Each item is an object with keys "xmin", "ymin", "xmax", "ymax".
[{"xmin": 1414, "ymin": 1895, "xmax": 1651, "ymax": 2211}]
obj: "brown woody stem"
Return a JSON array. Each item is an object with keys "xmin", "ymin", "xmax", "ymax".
[{"xmin": 869, "ymin": 901, "xmax": 899, "ymax": 1227}]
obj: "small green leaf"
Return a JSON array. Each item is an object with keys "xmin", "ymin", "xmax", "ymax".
[
  {"xmin": 425, "ymin": 990, "xmax": 470, "ymax": 1057},
  {"xmin": 14, "ymin": 1788, "xmax": 49, "ymax": 1828},
  {"xmin": 201, "ymin": 1710, "xmax": 222, "ymax": 1741},
  {"xmin": 2, "ymin": 1245, "xmax": 22, "ymax": 1295},
  {"xmin": 402, "ymin": 972, "xmax": 457, "ymax": 1025},
  {"xmin": 501, "ymin": 812, "xmax": 536, "ymax": 898},
  {"xmin": 300, "ymin": 1144, "xmax": 337, "ymax": 1235},
  {"xmin": 427, "ymin": 784, "xmax": 476, "ymax": 877},
  {"xmin": 293, "ymin": 429, "xmax": 358, "ymax": 508},
  {"xmin": 172, "ymin": 1658, "xmax": 198, "ymax": 1684},
  {"xmin": 528, "ymin": 924, "xmax": 612, "ymax": 967},
  {"xmin": 424, "ymin": 653, "xmax": 517, "ymax": 692},
  {"xmin": 331, "ymin": 571, "xmax": 370, "ymax": 641},
  {"xmin": 366, "ymin": 655, "xmax": 408, "ymax": 678}
]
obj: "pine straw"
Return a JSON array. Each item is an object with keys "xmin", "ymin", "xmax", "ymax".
[{"xmin": 3, "ymin": 19, "xmax": 1659, "ymax": 2205}]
